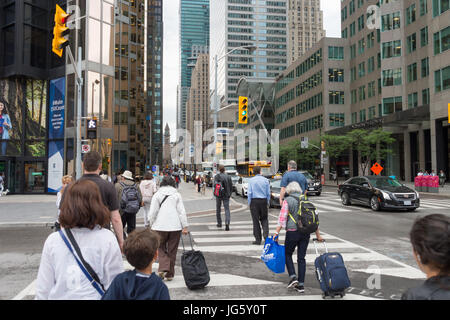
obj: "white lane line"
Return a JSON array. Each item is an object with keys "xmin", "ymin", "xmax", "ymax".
[
  {"xmin": 224, "ymin": 294, "xmax": 382, "ymax": 300},
  {"xmin": 251, "ymin": 252, "xmax": 387, "ymax": 264},
  {"xmin": 353, "ymin": 267, "xmax": 426, "ymax": 279},
  {"xmin": 207, "ymin": 224, "xmax": 278, "ymax": 230},
  {"xmin": 419, "ymin": 203, "xmax": 450, "ymax": 209},
  {"xmin": 12, "ymin": 280, "xmax": 36, "ymax": 300},
  {"xmin": 193, "ymin": 230, "xmax": 339, "ymax": 240},
  {"xmin": 184, "ymin": 242, "xmax": 360, "ymax": 252},
  {"xmin": 314, "ymin": 202, "xmax": 352, "ymax": 212},
  {"xmin": 189, "ymin": 221, "xmax": 278, "ymax": 226}
]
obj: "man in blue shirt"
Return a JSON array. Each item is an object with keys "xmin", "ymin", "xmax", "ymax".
[
  {"xmin": 247, "ymin": 166, "xmax": 271, "ymax": 245},
  {"xmin": 279, "ymin": 160, "xmax": 308, "ymax": 206}
]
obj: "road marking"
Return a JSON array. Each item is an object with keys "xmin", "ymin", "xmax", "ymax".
[
  {"xmin": 12, "ymin": 280, "xmax": 36, "ymax": 300},
  {"xmin": 314, "ymin": 202, "xmax": 352, "ymax": 212},
  {"xmin": 251, "ymin": 252, "xmax": 388, "ymax": 263},
  {"xmin": 223, "ymin": 294, "xmax": 382, "ymax": 300},
  {"xmin": 353, "ymin": 267, "xmax": 426, "ymax": 279},
  {"xmin": 189, "ymin": 220, "xmax": 278, "ymax": 226},
  {"xmin": 182, "ymin": 242, "xmax": 360, "ymax": 252}
]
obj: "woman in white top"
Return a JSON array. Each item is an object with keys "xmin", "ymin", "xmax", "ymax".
[
  {"xmin": 147, "ymin": 176, "xmax": 188, "ymax": 281},
  {"xmin": 140, "ymin": 171, "xmax": 157, "ymax": 227},
  {"xmin": 36, "ymin": 179, "xmax": 123, "ymax": 300}
]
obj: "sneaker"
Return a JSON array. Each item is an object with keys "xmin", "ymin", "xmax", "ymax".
[
  {"xmin": 225, "ymin": 224, "xmax": 230, "ymax": 231},
  {"xmin": 252, "ymin": 241, "xmax": 261, "ymax": 245},
  {"xmin": 217, "ymin": 223, "xmax": 222, "ymax": 228},
  {"xmin": 295, "ymin": 284, "xmax": 305, "ymax": 293},
  {"xmin": 287, "ymin": 278, "xmax": 299, "ymax": 289},
  {"xmin": 165, "ymin": 276, "xmax": 174, "ymax": 281}
]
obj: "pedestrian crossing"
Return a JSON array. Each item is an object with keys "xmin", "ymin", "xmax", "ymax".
[{"xmin": 185, "ymin": 220, "xmax": 426, "ymax": 281}]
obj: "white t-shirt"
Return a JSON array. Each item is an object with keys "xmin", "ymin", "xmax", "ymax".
[{"xmin": 35, "ymin": 226, "xmax": 124, "ymax": 300}]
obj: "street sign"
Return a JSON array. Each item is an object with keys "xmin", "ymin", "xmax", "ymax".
[
  {"xmin": 81, "ymin": 144, "xmax": 90, "ymax": 153},
  {"xmin": 301, "ymin": 137, "xmax": 308, "ymax": 149},
  {"xmin": 371, "ymin": 162, "xmax": 383, "ymax": 175}
]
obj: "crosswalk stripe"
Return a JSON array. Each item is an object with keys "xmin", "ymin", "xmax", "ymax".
[
  {"xmin": 192, "ymin": 230, "xmax": 339, "ymax": 240},
  {"xmin": 250, "ymin": 252, "xmax": 388, "ymax": 263},
  {"xmin": 353, "ymin": 267, "xmax": 426, "ymax": 279},
  {"xmin": 419, "ymin": 202, "xmax": 450, "ymax": 209},
  {"xmin": 181, "ymin": 242, "xmax": 360, "ymax": 252},
  {"xmin": 189, "ymin": 221, "xmax": 278, "ymax": 226},
  {"xmin": 314, "ymin": 202, "xmax": 352, "ymax": 212}
]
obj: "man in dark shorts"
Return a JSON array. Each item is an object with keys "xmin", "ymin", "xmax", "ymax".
[
  {"xmin": 279, "ymin": 160, "xmax": 308, "ymax": 206},
  {"xmin": 60, "ymin": 151, "xmax": 124, "ymax": 252}
]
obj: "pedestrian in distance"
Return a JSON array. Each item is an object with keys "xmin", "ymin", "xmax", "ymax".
[
  {"xmin": 402, "ymin": 214, "xmax": 450, "ymax": 300},
  {"xmin": 213, "ymin": 165, "xmax": 233, "ymax": 231},
  {"xmin": 273, "ymin": 181, "xmax": 324, "ymax": 294},
  {"xmin": 147, "ymin": 176, "xmax": 189, "ymax": 281},
  {"xmin": 196, "ymin": 175, "xmax": 202, "ymax": 193},
  {"xmin": 102, "ymin": 229, "xmax": 170, "ymax": 300},
  {"xmin": 201, "ymin": 175, "xmax": 206, "ymax": 196},
  {"xmin": 35, "ymin": 179, "xmax": 124, "ymax": 300},
  {"xmin": 140, "ymin": 171, "xmax": 157, "ymax": 228},
  {"xmin": 439, "ymin": 170, "xmax": 446, "ymax": 187},
  {"xmin": 279, "ymin": 160, "xmax": 308, "ymax": 207},
  {"xmin": 417, "ymin": 170, "xmax": 424, "ymax": 176},
  {"xmin": 430, "ymin": 170, "xmax": 437, "ymax": 176},
  {"xmin": 424, "ymin": 171, "xmax": 430, "ymax": 176},
  {"xmin": 0, "ymin": 172, "xmax": 5, "ymax": 196},
  {"xmin": 55, "ymin": 175, "xmax": 74, "ymax": 231},
  {"xmin": 59, "ymin": 151, "xmax": 125, "ymax": 252},
  {"xmin": 247, "ymin": 166, "xmax": 271, "ymax": 245},
  {"xmin": 115, "ymin": 170, "xmax": 142, "ymax": 240}
]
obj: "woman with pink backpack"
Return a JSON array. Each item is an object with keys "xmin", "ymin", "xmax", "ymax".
[{"xmin": 140, "ymin": 172, "xmax": 157, "ymax": 227}]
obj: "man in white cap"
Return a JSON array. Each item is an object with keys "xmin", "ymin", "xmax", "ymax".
[{"xmin": 115, "ymin": 170, "xmax": 143, "ymax": 239}]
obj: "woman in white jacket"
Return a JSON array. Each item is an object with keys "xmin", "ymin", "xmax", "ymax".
[{"xmin": 147, "ymin": 176, "xmax": 188, "ymax": 281}]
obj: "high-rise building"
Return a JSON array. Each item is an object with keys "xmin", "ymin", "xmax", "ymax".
[
  {"xmin": 210, "ymin": 0, "xmax": 288, "ymax": 108},
  {"xmin": 287, "ymin": 0, "xmax": 325, "ymax": 64},
  {"xmin": 163, "ymin": 123, "xmax": 172, "ymax": 167},
  {"xmin": 186, "ymin": 54, "xmax": 210, "ymax": 139},
  {"xmin": 177, "ymin": 0, "xmax": 210, "ymax": 130}
]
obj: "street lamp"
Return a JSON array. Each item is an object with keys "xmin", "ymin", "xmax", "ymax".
[{"xmin": 213, "ymin": 44, "xmax": 257, "ymax": 173}]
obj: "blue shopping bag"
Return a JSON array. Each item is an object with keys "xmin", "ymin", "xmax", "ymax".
[{"xmin": 260, "ymin": 235, "xmax": 285, "ymax": 274}]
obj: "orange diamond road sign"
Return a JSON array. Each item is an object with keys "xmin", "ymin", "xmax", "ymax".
[{"xmin": 371, "ymin": 162, "xmax": 383, "ymax": 175}]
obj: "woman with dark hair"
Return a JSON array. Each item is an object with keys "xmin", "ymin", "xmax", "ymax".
[
  {"xmin": 35, "ymin": 179, "xmax": 124, "ymax": 300},
  {"xmin": 402, "ymin": 214, "xmax": 450, "ymax": 300},
  {"xmin": 147, "ymin": 176, "xmax": 188, "ymax": 281},
  {"xmin": 0, "ymin": 100, "xmax": 12, "ymax": 156},
  {"xmin": 140, "ymin": 171, "xmax": 157, "ymax": 227}
]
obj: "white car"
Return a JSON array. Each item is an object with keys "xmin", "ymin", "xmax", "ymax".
[{"xmin": 235, "ymin": 177, "xmax": 250, "ymax": 197}]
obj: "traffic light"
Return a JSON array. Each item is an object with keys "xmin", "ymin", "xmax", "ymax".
[
  {"xmin": 107, "ymin": 139, "xmax": 112, "ymax": 146},
  {"xmin": 52, "ymin": 4, "xmax": 70, "ymax": 57},
  {"xmin": 238, "ymin": 96, "xmax": 248, "ymax": 124},
  {"xmin": 86, "ymin": 119, "xmax": 97, "ymax": 139},
  {"xmin": 216, "ymin": 142, "xmax": 223, "ymax": 155}
]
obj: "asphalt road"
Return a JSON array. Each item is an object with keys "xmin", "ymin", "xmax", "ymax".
[{"xmin": 2, "ymin": 183, "xmax": 449, "ymax": 300}]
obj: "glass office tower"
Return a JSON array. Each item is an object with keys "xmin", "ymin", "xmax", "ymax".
[{"xmin": 177, "ymin": 0, "xmax": 210, "ymax": 130}]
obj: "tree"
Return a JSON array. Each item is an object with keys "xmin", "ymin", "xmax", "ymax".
[
  {"xmin": 320, "ymin": 133, "xmax": 352, "ymax": 184},
  {"xmin": 347, "ymin": 128, "xmax": 395, "ymax": 175},
  {"xmin": 278, "ymin": 139, "xmax": 320, "ymax": 172}
]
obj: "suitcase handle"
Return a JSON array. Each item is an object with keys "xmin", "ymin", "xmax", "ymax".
[
  {"xmin": 180, "ymin": 231, "xmax": 195, "ymax": 252},
  {"xmin": 312, "ymin": 238, "xmax": 328, "ymax": 256}
]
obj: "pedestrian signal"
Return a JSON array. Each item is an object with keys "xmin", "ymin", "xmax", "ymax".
[
  {"xmin": 52, "ymin": 4, "xmax": 70, "ymax": 57},
  {"xmin": 239, "ymin": 96, "xmax": 248, "ymax": 124},
  {"xmin": 86, "ymin": 119, "xmax": 97, "ymax": 139}
]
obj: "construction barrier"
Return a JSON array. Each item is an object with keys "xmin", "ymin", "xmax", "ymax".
[{"xmin": 414, "ymin": 176, "xmax": 423, "ymax": 192}]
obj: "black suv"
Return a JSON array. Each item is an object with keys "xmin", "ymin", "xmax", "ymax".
[
  {"xmin": 299, "ymin": 171, "xmax": 322, "ymax": 196},
  {"xmin": 338, "ymin": 176, "xmax": 420, "ymax": 211}
]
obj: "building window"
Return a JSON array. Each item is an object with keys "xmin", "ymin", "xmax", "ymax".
[
  {"xmin": 368, "ymin": 106, "xmax": 376, "ymax": 119},
  {"xmin": 433, "ymin": 26, "xmax": 450, "ymax": 55},
  {"xmin": 406, "ymin": 4, "xmax": 417, "ymax": 25},
  {"xmin": 422, "ymin": 88, "xmax": 430, "ymax": 104},
  {"xmin": 328, "ymin": 69, "xmax": 344, "ymax": 82},
  {"xmin": 359, "ymin": 86, "xmax": 366, "ymax": 101},
  {"xmin": 435, "ymin": 65, "xmax": 450, "ymax": 92},
  {"xmin": 382, "ymin": 40, "xmax": 402, "ymax": 58},
  {"xmin": 382, "ymin": 68, "xmax": 402, "ymax": 86},
  {"xmin": 328, "ymin": 46, "xmax": 344, "ymax": 60},
  {"xmin": 407, "ymin": 33, "xmax": 417, "ymax": 53},
  {"xmin": 420, "ymin": 0, "xmax": 428, "ymax": 15},
  {"xmin": 381, "ymin": 11, "xmax": 401, "ymax": 31},
  {"xmin": 358, "ymin": 62, "xmax": 365, "ymax": 78},
  {"xmin": 408, "ymin": 92, "xmax": 418, "ymax": 108},
  {"xmin": 351, "ymin": 90, "xmax": 357, "ymax": 104},
  {"xmin": 350, "ymin": 22, "xmax": 356, "ymax": 37},
  {"xmin": 432, "ymin": 0, "xmax": 450, "ymax": 17},
  {"xmin": 329, "ymin": 113, "xmax": 345, "ymax": 127},
  {"xmin": 368, "ymin": 81, "xmax": 376, "ymax": 98},
  {"xmin": 358, "ymin": 38, "xmax": 365, "ymax": 55},
  {"xmin": 359, "ymin": 109, "xmax": 366, "ymax": 122},
  {"xmin": 383, "ymin": 97, "xmax": 403, "ymax": 115},
  {"xmin": 351, "ymin": 112, "xmax": 357, "ymax": 124},
  {"xmin": 329, "ymin": 91, "xmax": 345, "ymax": 104},
  {"xmin": 368, "ymin": 56, "xmax": 375, "ymax": 73},
  {"xmin": 350, "ymin": 44, "xmax": 356, "ymax": 59},
  {"xmin": 407, "ymin": 63, "xmax": 418, "ymax": 82},
  {"xmin": 421, "ymin": 57, "xmax": 430, "ymax": 78},
  {"xmin": 420, "ymin": 27, "xmax": 429, "ymax": 47}
]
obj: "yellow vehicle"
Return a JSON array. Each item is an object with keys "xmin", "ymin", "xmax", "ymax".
[{"xmin": 237, "ymin": 161, "xmax": 273, "ymax": 177}]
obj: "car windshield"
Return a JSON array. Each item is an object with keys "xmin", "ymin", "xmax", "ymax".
[
  {"xmin": 300, "ymin": 172, "xmax": 313, "ymax": 180},
  {"xmin": 225, "ymin": 166, "xmax": 236, "ymax": 171},
  {"xmin": 367, "ymin": 177, "xmax": 403, "ymax": 188},
  {"xmin": 270, "ymin": 179, "xmax": 281, "ymax": 188},
  {"xmin": 231, "ymin": 176, "xmax": 239, "ymax": 182}
]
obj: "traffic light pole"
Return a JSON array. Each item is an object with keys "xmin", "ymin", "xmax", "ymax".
[{"xmin": 67, "ymin": 46, "xmax": 83, "ymax": 179}]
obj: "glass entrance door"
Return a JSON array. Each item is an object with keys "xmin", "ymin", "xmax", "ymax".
[
  {"xmin": 0, "ymin": 158, "xmax": 18, "ymax": 194},
  {"xmin": 24, "ymin": 161, "xmax": 46, "ymax": 193}
]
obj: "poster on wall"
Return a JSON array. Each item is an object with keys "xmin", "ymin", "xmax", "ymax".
[{"xmin": 47, "ymin": 77, "xmax": 65, "ymax": 193}]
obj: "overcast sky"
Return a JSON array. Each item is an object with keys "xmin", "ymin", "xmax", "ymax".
[{"xmin": 163, "ymin": 0, "xmax": 341, "ymax": 141}]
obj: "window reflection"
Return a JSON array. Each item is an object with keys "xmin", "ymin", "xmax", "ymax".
[
  {"xmin": 88, "ymin": 19, "xmax": 101, "ymax": 63},
  {"xmin": 88, "ymin": 72, "xmax": 101, "ymax": 119},
  {"xmin": 102, "ymin": 23, "xmax": 113, "ymax": 66},
  {"xmin": 89, "ymin": 0, "xmax": 101, "ymax": 19},
  {"xmin": 103, "ymin": 2, "xmax": 113, "ymax": 24}
]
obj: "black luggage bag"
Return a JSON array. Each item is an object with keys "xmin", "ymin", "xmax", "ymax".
[{"xmin": 180, "ymin": 232, "xmax": 210, "ymax": 290}]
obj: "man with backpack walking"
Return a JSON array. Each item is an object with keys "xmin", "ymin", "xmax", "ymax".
[
  {"xmin": 213, "ymin": 165, "xmax": 233, "ymax": 231},
  {"xmin": 115, "ymin": 170, "xmax": 142, "ymax": 239},
  {"xmin": 279, "ymin": 160, "xmax": 308, "ymax": 206}
]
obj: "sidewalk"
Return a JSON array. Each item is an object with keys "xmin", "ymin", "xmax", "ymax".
[{"xmin": 323, "ymin": 180, "xmax": 450, "ymax": 198}]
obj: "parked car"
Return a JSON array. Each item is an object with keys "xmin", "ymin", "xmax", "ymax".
[
  {"xmin": 230, "ymin": 175, "xmax": 240, "ymax": 193},
  {"xmin": 269, "ymin": 178, "xmax": 282, "ymax": 208},
  {"xmin": 299, "ymin": 171, "xmax": 322, "ymax": 196},
  {"xmin": 235, "ymin": 177, "xmax": 250, "ymax": 197},
  {"xmin": 338, "ymin": 176, "xmax": 420, "ymax": 211}
]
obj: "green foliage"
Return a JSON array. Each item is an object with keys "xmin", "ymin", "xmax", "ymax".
[{"xmin": 279, "ymin": 139, "xmax": 320, "ymax": 171}]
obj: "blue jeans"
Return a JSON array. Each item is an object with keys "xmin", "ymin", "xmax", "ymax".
[
  {"xmin": 0, "ymin": 141, "xmax": 6, "ymax": 156},
  {"xmin": 285, "ymin": 230, "xmax": 310, "ymax": 285},
  {"xmin": 216, "ymin": 198, "xmax": 230, "ymax": 225}
]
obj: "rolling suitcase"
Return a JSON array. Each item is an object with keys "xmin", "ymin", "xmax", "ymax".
[
  {"xmin": 313, "ymin": 238, "xmax": 351, "ymax": 299},
  {"xmin": 180, "ymin": 232, "xmax": 210, "ymax": 290}
]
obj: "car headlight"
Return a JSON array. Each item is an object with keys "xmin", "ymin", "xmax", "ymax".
[
  {"xmin": 314, "ymin": 182, "xmax": 320, "ymax": 186},
  {"xmin": 381, "ymin": 190, "xmax": 391, "ymax": 200}
]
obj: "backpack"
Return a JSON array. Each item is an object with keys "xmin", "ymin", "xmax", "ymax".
[
  {"xmin": 289, "ymin": 195, "xmax": 319, "ymax": 234},
  {"xmin": 141, "ymin": 181, "xmax": 155, "ymax": 203},
  {"xmin": 213, "ymin": 176, "xmax": 225, "ymax": 198},
  {"xmin": 120, "ymin": 182, "xmax": 141, "ymax": 214}
]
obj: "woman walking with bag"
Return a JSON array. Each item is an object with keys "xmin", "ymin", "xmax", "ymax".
[
  {"xmin": 147, "ymin": 176, "xmax": 189, "ymax": 281},
  {"xmin": 140, "ymin": 172, "xmax": 157, "ymax": 228},
  {"xmin": 273, "ymin": 181, "xmax": 324, "ymax": 294},
  {"xmin": 35, "ymin": 179, "xmax": 123, "ymax": 299}
]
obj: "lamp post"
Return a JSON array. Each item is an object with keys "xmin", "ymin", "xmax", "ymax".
[{"xmin": 213, "ymin": 45, "xmax": 256, "ymax": 174}]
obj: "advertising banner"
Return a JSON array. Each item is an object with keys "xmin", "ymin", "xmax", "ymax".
[
  {"xmin": 48, "ymin": 140, "xmax": 64, "ymax": 193},
  {"xmin": 49, "ymin": 77, "xmax": 65, "ymax": 140}
]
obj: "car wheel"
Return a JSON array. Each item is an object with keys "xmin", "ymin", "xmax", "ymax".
[
  {"xmin": 341, "ymin": 192, "xmax": 351, "ymax": 205},
  {"xmin": 316, "ymin": 191, "xmax": 321, "ymax": 196},
  {"xmin": 370, "ymin": 196, "xmax": 381, "ymax": 211}
]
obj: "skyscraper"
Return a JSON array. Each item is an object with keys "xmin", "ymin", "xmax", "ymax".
[
  {"xmin": 210, "ymin": 0, "xmax": 288, "ymax": 107},
  {"xmin": 177, "ymin": 0, "xmax": 210, "ymax": 130},
  {"xmin": 287, "ymin": 0, "xmax": 325, "ymax": 64}
]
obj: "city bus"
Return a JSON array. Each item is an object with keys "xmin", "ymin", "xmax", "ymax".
[{"xmin": 237, "ymin": 161, "xmax": 273, "ymax": 177}]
